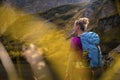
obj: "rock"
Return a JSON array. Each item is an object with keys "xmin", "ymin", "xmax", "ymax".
[
  {"xmin": 98, "ymin": 14, "xmax": 120, "ymax": 32},
  {"xmin": 104, "ymin": 45, "xmax": 120, "ymax": 65},
  {"xmin": 102, "ymin": 45, "xmax": 120, "ymax": 80},
  {"xmin": 113, "ymin": 45, "xmax": 120, "ymax": 53},
  {"xmin": 82, "ymin": 0, "xmax": 118, "ymax": 29},
  {"xmin": 98, "ymin": 0, "xmax": 117, "ymax": 19},
  {"xmin": 108, "ymin": 45, "xmax": 120, "ymax": 57},
  {"xmin": 5, "ymin": 0, "xmax": 90, "ymax": 13}
]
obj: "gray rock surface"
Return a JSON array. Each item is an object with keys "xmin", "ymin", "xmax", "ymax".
[{"xmin": 5, "ymin": 0, "xmax": 90, "ymax": 13}]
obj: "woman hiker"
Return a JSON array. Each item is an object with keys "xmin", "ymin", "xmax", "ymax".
[{"xmin": 65, "ymin": 17, "xmax": 103, "ymax": 80}]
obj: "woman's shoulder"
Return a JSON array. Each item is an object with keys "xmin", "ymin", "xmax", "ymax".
[
  {"xmin": 71, "ymin": 36, "xmax": 80, "ymax": 40},
  {"xmin": 71, "ymin": 36, "xmax": 81, "ymax": 43}
]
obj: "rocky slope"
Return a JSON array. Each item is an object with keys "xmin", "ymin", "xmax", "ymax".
[
  {"xmin": 4, "ymin": 0, "xmax": 90, "ymax": 13},
  {"xmin": 39, "ymin": 2, "xmax": 89, "ymax": 28},
  {"xmin": 39, "ymin": 0, "xmax": 120, "ymax": 54}
]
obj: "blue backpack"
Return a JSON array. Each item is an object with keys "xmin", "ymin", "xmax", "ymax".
[{"xmin": 80, "ymin": 32, "xmax": 102, "ymax": 68}]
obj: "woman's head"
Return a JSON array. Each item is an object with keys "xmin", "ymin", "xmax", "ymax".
[{"xmin": 73, "ymin": 17, "xmax": 89, "ymax": 34}]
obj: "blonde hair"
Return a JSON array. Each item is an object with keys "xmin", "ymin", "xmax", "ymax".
[
  {"xmin": 74, "ymin": 17, "xmax": 89, "ymax": 31},
  {"xmin": 79, "ymin": 17, "xmax": 89, "ymax": 27},
  {"xmin": 78, "ymin": 17, "xmax": 89, "ymax": 30}
]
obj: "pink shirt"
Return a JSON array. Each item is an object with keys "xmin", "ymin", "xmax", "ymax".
[{"xmin": 71, "ymin": 37, "xmax": 82, "ymax": 50}]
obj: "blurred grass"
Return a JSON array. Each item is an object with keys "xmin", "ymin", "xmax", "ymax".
[{"xmin": 0, "ymin": 4, "xmax": 70, "ymax": 80}]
